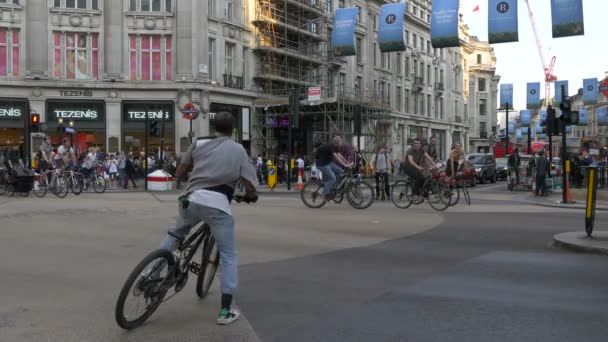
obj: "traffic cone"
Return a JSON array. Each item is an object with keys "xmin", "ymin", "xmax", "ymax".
[{"xmin": 296, "ymin": 168, "xmax": 304, "ymax": 190}]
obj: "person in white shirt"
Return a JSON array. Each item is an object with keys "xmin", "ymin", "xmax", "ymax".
[
  {"xmin": 55, "ymin": 138, "xmax": 75, "ymax": 169},
  {"xmin": 296, "ymin": 156, "xmax": 305, "ymax": 181}
]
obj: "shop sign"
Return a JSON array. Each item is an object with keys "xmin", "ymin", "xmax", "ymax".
[
  {"xmin": 59, "ymin": 89, "xmax": 93, "ymax": 97},
  {"xmin": 127, "ymin": 110, "xmax": 171, "ymax": 120},
  {"xmin": 0, "ymin": 107, "xmax": 22, "ymax": 119},
  {"xmin": 180, "ymin": 103, "xmax": 199, "ymax": 120},
  {"xmin": 54, "ymin": 109, "xmax": 99, "ymax": 120}
]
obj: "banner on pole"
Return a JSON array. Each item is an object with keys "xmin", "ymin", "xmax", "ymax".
[
  {"xmin": 526, "ymin": 82, "xmax": 541, "ymax": 109},
  {"xmin": 554, "ymin": 80, "xmax": 569, "ymax": 105},
  {"xmin": 331, "ymin": 8, "xmax": 359, "ymax": 57},
  {"xmin": 500, "ymin": 84, "xmax": 513, "ymax": 110},
  {"xmin": 520, "ymin": 110, "xmax": 531, "ymax": 126},
  {"xmin": 379, "ymin": 3, "xmax": 407, "ymax": 52},
  {"xmin": 583, "ymin": 78, "xmax": 598, "ymax": 105},
  {"xmin": 578, "ymin": 109, "xmax": 588, "ymax": 126},
  {"xmin": 551, "ymin": 0, "xmax": 584, "ymax": 38},
  {"xmin": 431, "ymin": 0, "xmax": 460, "ymax": 48},
  {"xmin": 488, "ymin": 0, "xmax": 519, "ymax": 44}
]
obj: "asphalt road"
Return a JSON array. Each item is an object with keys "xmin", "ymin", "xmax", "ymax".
[{"xmin": 1, "ymin": 183, "xmax": 607, "ymax": 341}]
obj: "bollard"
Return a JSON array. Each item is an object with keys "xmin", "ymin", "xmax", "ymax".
[{"xmin": 584, "ymin": 166, "xmax": 599, "ymax": 237}]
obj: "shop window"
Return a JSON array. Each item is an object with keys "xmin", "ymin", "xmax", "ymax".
[
  {"xmin": 53, "ymin": 32, "xmax": 98, "ymax": 80},
  {"xmin": 129, "ymin": 35, "xmax": 172, "ymax": 81},
  {"xmin": 0, "ymin": 28, "xmax": 19, "ymax": 77},
  {"xmin": 0, "ymin": 0, "xmax": 20, "ymax": 4},
  {"xmin": 129, "ymin": 0, "xmax": 171, "ymax": 12}
]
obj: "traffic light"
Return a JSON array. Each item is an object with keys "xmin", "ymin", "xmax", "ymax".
[
  {"xmin": 547, "ymin": 106, "xmax": 557, "ymax": 136},
  {"xmin": 559, "ymin": 98, "xmax": 579, "ymax": 125},
  {"xmin": 149, "ymin": 120, "xmax": 160, "ymax": 137},
  {"xmin": 30, "ymin": 113, "xmax": 40, "ymax": 133}
]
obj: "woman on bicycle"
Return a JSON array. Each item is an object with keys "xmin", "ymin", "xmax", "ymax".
[{"xmin": 446, "ymin": 143, "xmax": 466, "ymax": 179}]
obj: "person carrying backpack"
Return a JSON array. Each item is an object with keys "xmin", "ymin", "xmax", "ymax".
[{"xmin": 372, "ymin": 146, "xmax": 391, "ymax": 200}]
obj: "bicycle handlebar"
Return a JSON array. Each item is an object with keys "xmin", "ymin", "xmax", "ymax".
[{"xmin": 233, "ymin": 193, "xmax": 258, "ymax": 204}]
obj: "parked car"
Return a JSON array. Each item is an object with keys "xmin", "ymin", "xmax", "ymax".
[
  {"xmin": 468, "ymin": 153, "xmax": 497, "ymax": 184},
  {"xmin": 496, "ymin": 157, "xmax": 508, "ymax": 180},
  {"xmin": 440, "ymin": 159, "xmax": 476, "ymax": 187}
]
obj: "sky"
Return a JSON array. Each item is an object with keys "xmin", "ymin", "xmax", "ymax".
[{"xmin": 460, "ymin": 0, "xmax": 607, "ymax": 110}]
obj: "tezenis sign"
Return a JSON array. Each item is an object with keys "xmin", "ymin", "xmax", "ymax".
[{"xmin": 54, "ymin": 109, "xmax": 99, "ymax": 119}]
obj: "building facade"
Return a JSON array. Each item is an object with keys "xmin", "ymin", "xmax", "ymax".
[
  {"xmin": 0, "ymin": 0, "xmax": 498, "ymax": 161},
  {"xmin": 569, "ymin": 73, "xmax": 608, "ymax": 148}
]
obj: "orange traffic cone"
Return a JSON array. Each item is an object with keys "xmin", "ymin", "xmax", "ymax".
[{"xmin": 296, "ymin": 168, "xmax": 304, "ymax": 190}]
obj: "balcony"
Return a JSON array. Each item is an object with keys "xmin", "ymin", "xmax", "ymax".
[
  {"xmin": 223, "ymin": 74, "xmax": 244, "ymax": 90},
  {"xmin": 434, "ymin": 82, "xmax": 444, "ymax": 92},
  {"xmin": 480, "ymin": 132, "xmax": 488, "ymax": 138}
]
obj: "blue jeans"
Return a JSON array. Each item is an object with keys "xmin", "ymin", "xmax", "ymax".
[
  {"xmin": 160, "ymin": 202, "xmax": 237, "ymax": 295},
  {"xmin": 317, "ymin": 163, "xmax": 342, "ymax": 196}
]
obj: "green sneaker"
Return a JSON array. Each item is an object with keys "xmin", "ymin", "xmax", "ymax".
[{"xmin": 217, "ymin": 308, "xmax": 240, "ymax": 325}]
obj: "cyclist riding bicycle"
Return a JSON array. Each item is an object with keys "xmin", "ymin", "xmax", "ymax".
[
  {"xmin": 404, "ymin": 138, "xmax": 435, "ymax": 197},
  {"xmin": 55, "ymin": 138, "xmax": 75, "ymax": 170},
  {"xmin": 315, "ymin": 134, "xmax": 353, "ymax": 201},
  {"xmin": 158, "ymin": 112, "xmax": 258, "ymax": 325}
]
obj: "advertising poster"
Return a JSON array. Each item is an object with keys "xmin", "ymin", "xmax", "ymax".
[
  {"xmin": 431, "ymin": 0, "xmax": 460, "ymax": 48},
  {"xmin": 500, "ymin": 84, "xmax": 514, "ymax": 109},
  {"xmin": 516, "ymin": 128, "xmax": 522, "ymax": 140},
  {"xmin": 526, "ymin": 82, "xmax": 541, "ymax": 109},
  {"xmin": 583, "ymin": 78, "xmax": 598, "ymax": 105},
  {"xmin": 596, "ymin": 107, "xmax": 608, "ymax": 126},
  {"xmin": 331, "ymin": 8, "xmax": 359, "ymax": 57},
  {"xmin": 520, "ymin": 110, "xmax": 531, "ymax": 126},
  {"xmin": 554, "ymin": 80, "xmax": 569, "ymax": 104},
  {"xmin": 488, "ymin": 0, "xmax": 518, "ymax": 44},
  {"xmin": 551, "ymin": 0, "xmax": 584, "ymax": 38},
  {"xmin": 379, "ymin": 3, "xmax": 407, "ymax": 52},
  {"xmin": 578, "ymin": 109, "xmax": 588, "ymax": 126},
  {"xmin": 508, "ymin": 122, "xmax": 515, "ymax": 133}
]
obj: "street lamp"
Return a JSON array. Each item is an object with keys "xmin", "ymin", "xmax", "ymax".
[{"xmin": 57, "ymin": 118, "xmax": 64, "ymax": 144}]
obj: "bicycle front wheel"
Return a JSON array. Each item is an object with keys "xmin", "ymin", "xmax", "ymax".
[
  {"xmin": 196, "ymin": 235, "xmax": 219, "ymax": 299},
  {"xmin": 52, "ymin": 176, "xmax": 69, "ymax": 198},
  {"xmin": 33, "ymin": 175, "xmax": 48, "ymax": 198},
  {"xmin": 427, "ymin": 183, "xmax": 449, "ymax": 211},
  {"xmin": 300, "ymin": 181, "xmax": 326, "ymax": 208},
  {"xmin": 115, "ymin": 249, "xmax": 175, "ymax": 330},
  {"xmin": 346, "ymin": 181, "xmax": 375, "ymax": 209},
  {"xmin": 70, "ymin": 175, "xmax": 84, "ymax": 195},
  {"xmin": 463, "ymin": 184, "xmax": 471, "ymax": 205},
  {"xmin": 93, "ymin": 175, "xmax": 107, "ymax": 194},
  {"xmin": 391, "ymin": 180, "xmax": 413, "ymax": 209}
]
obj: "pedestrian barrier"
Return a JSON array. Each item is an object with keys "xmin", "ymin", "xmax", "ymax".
[{"xmin": 267, "ymin": 166, "xmax": 277, "ymax": 190}]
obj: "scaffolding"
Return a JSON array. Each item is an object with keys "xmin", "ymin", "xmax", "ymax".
[{"xmin": 251, "ymin": 0, "xmax": 393, "ymax": 160}]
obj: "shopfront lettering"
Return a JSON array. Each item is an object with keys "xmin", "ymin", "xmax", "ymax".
[
  {"xmin": 128, "ymin": 111, "xmax": 170, "ymax": 120},
  {"xmin": 0, "ymin": 108, "xmax": 22, "ymax": 118},
  {"xmin": 59, "ymin": 90, "xmax": 93, "ymax": 97},
  {"xmin": 54, "ymin": 110, "xmax": 98, "ymax": 119}
]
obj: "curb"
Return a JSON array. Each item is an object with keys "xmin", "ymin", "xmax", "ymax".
[
  {"xmin": 523, "ymin": 199, "xmax": 608, "ymax": 211},
  {"xmin": 552, "ymin": 231, "xmax": 608, "ymax": 256}
]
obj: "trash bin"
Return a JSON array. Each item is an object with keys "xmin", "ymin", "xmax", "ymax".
[{"xmin": 147, "ymin": 170, "xmax": 173, "ymax": 191}]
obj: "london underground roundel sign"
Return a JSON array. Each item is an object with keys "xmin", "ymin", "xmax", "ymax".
[
  {"xmin": 600, "ymin": 78, "xmax": 608, "ymax": 98},
  {"xmin": 181, "ymin": 102, "xmax": 199, "ymax": 120}
]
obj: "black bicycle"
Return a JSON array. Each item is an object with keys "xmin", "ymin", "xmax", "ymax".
[
  {"xmin": 301, "ymin": 168, "xmax": 374, "ymax": 209},
  {"xmin": 391, "ymin": 169, "xmax": 449, "ymax": 211},
  {"xmin": 115, "ymin": 195, "xmax": 254, "ymax": 330}
]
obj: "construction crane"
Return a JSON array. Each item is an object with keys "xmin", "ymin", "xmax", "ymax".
[{"xmin": 525, "ymin": 0, "xmax": 557, "ymax": 104}]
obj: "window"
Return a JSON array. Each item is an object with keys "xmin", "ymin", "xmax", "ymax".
[
  {"xmin": 405, "ymin": 56, "xmax": 410, "ymax": 76},
  {"xmin": 477, "ymin": 54, "xmax": 482, "ymax": 64},
  {"xmin": 413, "ymin": 6, "xmax": 417, "ymax": 16},
  {"xmin": 373, "ymin": 80, "xmax": 377, "ymax": 96},
  {"xmin": 208, "ymin": 38, "xmax": 215, "ymax": 80},
  {"xmin": 339, "ymin": 73, "xmax": 346, "ymax": 95},
  {"xmin": 387, "ymin": 53, "xmax": 391, "ymax": 70},
  {"xmin": 427, "ymin": 65, "xmax": 431, "ymax": 83},
  {"xmin": 53, "ymin": 32, "xmax": 98, "ymax": 79},
  {"xmin": 372, "ymin": 14, "xmax": 376, "ymax": 30},
  {"xmin": 427, "ymin": 14, "xmax": 431, "ymax": 22},
  {"xmin": 356, "ymin": 37, "xmax": 362, "ymax": 64},
  {"xmin": 420, "ymin": 37, "xmax": 424, "ymax": 50},
  {"xmin": 396, "ymin": 53, "xmax": 401, "ymax": 75},
  {"xmin": 0, "ymin": 28, "xmax": 20, "ymax": 76},
  {"xmin": 387, "ymin": 83, "xmax": 391, "ymax": 104},
  {"xmin": 421, "ymin": 62, "xmax": 424, "ymax": 79},
  {"xmin": 355, "ymin": 76, "xmax": 362, "ymax": 97},
  {"xmin": 55, "ymin": 0, "xmax": 98, "ymax": 9},
  {"xmin": 440, "ymin": 69, "xmax": 444, "ymax": 83},
  {"xmin": 480, "ymin": 121, "xmax": 486, "ymax": 134},
  {"xmin": 440, "ymin": 98, "xmax": 444, "ymax": 119},
  {"xmin": 328, "ymin": 71, "xmax": 335, "ymax": 97},
  {"xmin": 242, "ymin": 46, "xmax": 247, "ymax": 81},
  {"xmin": 356, "ymin": 6, "xmax": 361, "ymax": 23},
  {"xmin": 128, "ymin": 34, "xmax": 172, "ymax": 80},
  {"xmin": 208, "ymin": 0, "xmax": 215, "ymax": 16},
  {"xmin": 225, "ymin": 43, "xmax": 234, "ymax": 75},
  {"xmin": 224, "ymin": 0, "xmax": 233, "ymax": 20},
  {"xmin": 478, "ymin": 78, "xmax": 486, "ymax": 91},
  {"xmin": 427, "ymin": 94, "xmax": 431, "ymax": 116},
  {"xmin": 338, "ymin": 0, "xmax": 345, "ymax": 9},
  {"xmin": 405, "ymin": 90, "xmax": 410, "ymax": 113},
  {"xmin": 129, "ymin": 0, "xmax": 171, "ymax": 12},
  {"xmin": 373, "ymin": 43, "xmax": 377, "ymax": 66},
  {"xmin": 405, "ymin": 30, "xmax": 409, "ymax": 45},
  {"xmin": 396, "ymin": 86, "xmax": 402, "ymax": 111},
  {"xmin": 326, "ymin": 0, "xmax": 332, "ymax": 13},
  {"xmin": 413, "ymin": 59, "xmax": 417, "ymax": 77},
  {"xmin": 0, "ymin": 0, "xmax": 21, "ymax": 4},
  {"xmin": 310, "ymin": 22, "xmax": 317, "ymax": 33},
  {"xmin": 479, "ymin": 99, "xmax": 487, "ymax": 116},
  {"xmin": 413, "ymin": 34, "xmax": 417, "ymax": 48},
  {"xmin": 427, "ymin": 41, "xmax": 431, "ymax": 54}
]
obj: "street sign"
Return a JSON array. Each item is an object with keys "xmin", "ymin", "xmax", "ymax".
[
  {"xmin": 180, "ymin": 102, "xmax": 199, "ymax": 120},
  {"xmin": 308, "ymin": 87, "xmax": 321, "ymax": 102}
]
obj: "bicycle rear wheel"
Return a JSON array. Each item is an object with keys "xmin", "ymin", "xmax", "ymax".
[
  {"xmin": 300, "ymin": 181, "xmax": 327, "ymax": 208},
  {"xmin": 33, "ymin": 175, "xmax": 48, "ymax": 198},
  {"xmin": 391, "ymin": 180, "xmax": 413, "ymax": 209},
  {"xmin": 70, "ymin": 175, "xmax": 83, "ymax": 195},
  {"xmin": 346, "ymin": 181, "xmax": 374, "ymax": 209},
  {"xmin": 52, "ymin": 176, "xmax": 69, "ymax": 198},
  {"xmin": 115, "ymin": 249, "xmax": 175, "ymax": 330},
  {"xmin": 196, "ymin": 235, "xmax": 219, "ymax": 299},
  {"xmin": 427, "ymin": 182, "xmax": 449, "ymax": 211},
  {"xmin": 462, "ymin": 184, "xmax": 471, "ymax": 205}
]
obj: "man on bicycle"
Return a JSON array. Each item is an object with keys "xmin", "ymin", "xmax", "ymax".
[
  {"xmin": 159, "ymin": 111, "xmax": 258, "ymax": 325},
  {"xmin": 315, "ymin": 134, "xmax": 353, "ymax": 201},
  {"xmin": 55, "ymin": 138, "xmax": 75, "ymax": 170},
  {"xmin": 404, "ymin": 138, "xmax": 435, "ymax": 198}
]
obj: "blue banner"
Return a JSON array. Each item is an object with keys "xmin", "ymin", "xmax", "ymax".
[
  {"xmin": 488, "ymin": 0, "xmax": 518, "ymax": 44},
  {"xmin": 531, "ymin": 128, "xmax": 536, "ymax": 138},
  {"xmin": 526, "ymin": 82, "xmax": 541, "ymax": 109},
  {"xmin": 379, "ymin": 3, "xmax": 406, "ymax": 52},
  {"xmin": 331, "ymin": 8, "xmax": 359, "ymax": 57},
  {"xmin": 508, "ymin": 122, "xmax": 515, "ymax": 133},
  {"xmin": 500, "ymin": 84, "xmax": 513, "ymax": 109},
  {"xmin": 578, "ymin": 109, "xmax": 588, "ymax": 125},
  {"xmin": 583, "ymin": 78, "xmax": 598, "ymax": 105},
  {"xmin": 554, "ymin": 80, "xmax": 569, "ymax": 104},
  {"xmin": 597, "ymin": 107, "xmax": 608, "ymax": 126},
  {"xmin": 431, "ymin": 0, "xmax": 460, "ymax": 48},
  {"xmin": 520, "ymin": 110, "xmax": 531, "ymax": 126},
  {"xmin": 551, "ymin": 0, "xmax": 584, "ymax": 38},
  {"xmin": 535, "ymin": 121, "xmax": 543, "ymax": 134},
  {"xmin": 539, "ymin": 133, "xmax": 547, "ymax": 140},
  {"xmin": 539, "ymin": 110, "xmax": 547, "ymax": 125},
  {"xmin": 516, "ymin": 128, "xmax": 522, "ymax": 139}
]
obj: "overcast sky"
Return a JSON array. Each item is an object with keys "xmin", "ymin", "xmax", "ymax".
[{"xmin": 460, "ymin": 0, "xmax": 607, "ymax": 110}]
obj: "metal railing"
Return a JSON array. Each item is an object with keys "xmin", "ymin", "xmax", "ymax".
[{"xmin": 223, "ymin": 74, "xmax": 244, "ymax": 89}]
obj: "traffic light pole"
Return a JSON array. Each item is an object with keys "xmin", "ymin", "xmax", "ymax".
[
  {"xmin": 560, "ymin": 84, "xmax": 568, "ymax": 204},
  {"xmin": 505, "ymin": 103, "xmax": 509, "ymax": 154},
  {"xmin": 160, "ymin": 116, "xmax": 165, "ymax": 171},
  {"xmin": 23, "ymin": 101, "xmax": 31, "ymax": 168},
  {"xmin": 527, "ymin": 126, "xmax": 531, "ymax": 155},
  {"xmin": 144, "ymin": 107, "xmax": 149, "ymax": 191}
]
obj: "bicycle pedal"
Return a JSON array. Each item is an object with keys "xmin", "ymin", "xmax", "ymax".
[{"xmin": 189, "ymin": 261, "xmax": 201, "ymax": 275}]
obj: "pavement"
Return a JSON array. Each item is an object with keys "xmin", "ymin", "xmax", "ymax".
[{"xmin": 2, "ymin": 182, "xmax": 608, "ymax": 341}]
